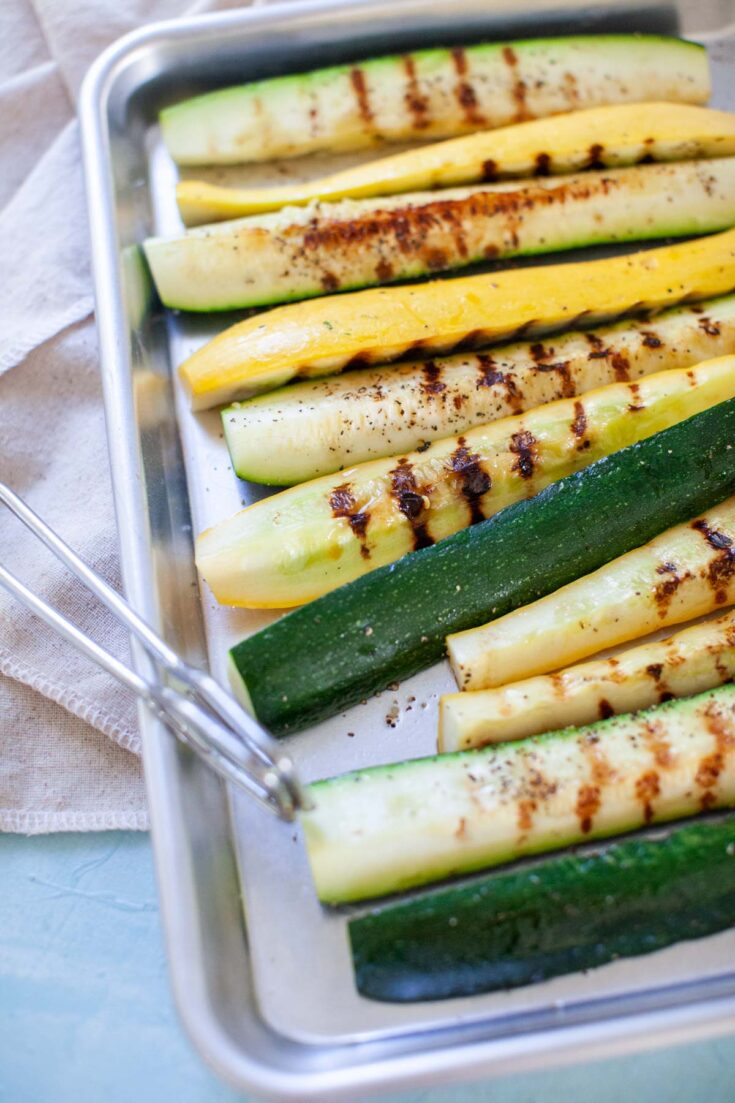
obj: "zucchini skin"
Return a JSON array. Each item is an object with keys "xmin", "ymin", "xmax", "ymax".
[
  {"xmin": 350, "ymin": 814, "xmax": 735, "ymax": 1002},
  {"xmin": 179, "ymin": 227, "xmax": 735, "ymax": 408},
  {"xmin": 147, "ymin": 160, "xmax": 735, "ymax": 312},
  {"xmin": 222, "ymin": 295, "xmax": 735, "ymax": 485},
  {"xmin": 176, "ymin": 101, "xmax": 735, "ymax": 224},
  {"xmin": 305, "ymin": 684, "xmax": 735, "ymax": 902},
  {"xmin": 230, "ymin": 399, "xmax": 735, "ymax": 735},
  {"xmin": 161, "ymin": 36, "xmax": 708, "ymax": 166}
]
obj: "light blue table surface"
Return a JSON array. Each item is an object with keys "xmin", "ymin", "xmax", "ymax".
[{"xmin": 2, "ymin": 830, "xmax": 735, "ymax": 1103}]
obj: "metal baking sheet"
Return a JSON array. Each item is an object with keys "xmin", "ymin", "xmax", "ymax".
[{"xmin": 81, "ymin": 0, "xmax": 735, "ymax": 1095}]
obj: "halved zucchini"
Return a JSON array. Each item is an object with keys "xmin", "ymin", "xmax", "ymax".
[
  {"xmin": 179, "ymin": 227, "xmax": 735, "ymax": 409},
  {"xmin": 178, "ymin": 101, "xmax": 735, "ymax": 223},
  {"xmin": 223, "ymin": 294, "xmax": 735, "ymax": 485},
  {"xmin": 302, "ymin": 684, "xmax": 735, "ymax": 903},
  {"xmin": 448, "ymin": 495, "xmax": 735, "ymax": 692},
  {"xmin": 440, "ymin": 610, "xmax": 735, "ymax": 751},
  {"xmin": 162, "ymin": 36, "xmax": 709, "ymax": 166},
  {"xmin": 197, "ymin": 357, "xmax": 735, "ymax": 607},
  {"xmin": 350, "ymin": 813, "xmax": 735, "ymax": 1001},
  {"xmin": 149, "ymin": 159, "xmax": 735, "ymax": 312}
]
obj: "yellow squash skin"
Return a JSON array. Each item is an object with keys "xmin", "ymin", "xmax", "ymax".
[
  {"xmin": 195, "ymin": 357, "xmax": 735, "ymax": 608},
  {"xmin": 440, "ymin": 610, "xmax": 735, "ymax": 752},
  {"xmin": 448, "ymin": 495, "xmax": 735, "ymax": 693},
  {"xmin": 177, "ymin": 102, "xmax": 735, "ymax": 224},
  {"xmin": 179, "ymin": 228, "xmax": 735, "ymax": 410}
]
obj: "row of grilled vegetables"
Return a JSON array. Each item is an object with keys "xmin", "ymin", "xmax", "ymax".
[{"xmin": 155, "ymin": 35, "xmax": 735, "ymax": 1003}]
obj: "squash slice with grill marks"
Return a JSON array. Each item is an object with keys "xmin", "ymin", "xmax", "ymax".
[
  {"xmin": 162, "ymin": 35, "xmax": 708, "ymax": 167},
  {"xmin": 448, "ymin": 495, "xmax": 735, "ymax": 693},
  {"xmin": 223, "ymin": 294, "xmax": 735, "ymax": 485},
  {"xmin": 148, "ymin": 159, "xmax": 735, "ymax": 312},
  {"xmin": 177, "ymin": 101, "xmax": 735, "ymax": 224},
  {"xmin": 440, "ymin": 609, "xmax": 735, "ymax": 752},
  {"xmin": 196, "ymin": 357, "xmax": 735, "ymax": 608},
  {"xmin": 179, "ymin": 227, "xmax": 735, "ymax": 409},
  {"xmin": 303, "ymin": 684, "xmax": 735, "ymax": 904}
]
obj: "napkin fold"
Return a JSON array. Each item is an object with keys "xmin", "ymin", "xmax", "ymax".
[{"xmin": 0, "ymin": 0, "xmax": 256, "ymax": 832}]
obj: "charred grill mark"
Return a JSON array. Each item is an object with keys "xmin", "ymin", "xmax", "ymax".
[
  {"xmin": 375, "ymin": 258, "xmax": 394, "ymax": 282},
  {"xmin": 643, "ymin": 719, "xmax": 673, "ymax": 768},
  {"xmin": 425, "ymin": 247, "xmax": 448, "ymax": 270},
  {"xmin": 389, "ymin": 458, "xmax": 434, "ymax": 550},
  {"xmin": 627, "ymin": 380, "xmax": 644, "ymax": 412},
  {"xmin": 328, "ymin": 484, "xmax": 371, "ymax": 559},
  {"xmin": 582, "ymin": 733, "xmax": 614, "ymax": 788},
  {"xmin": 585, "ymin": 332, "xmax": 608, "ymax": 360},
  {"xmin": 696, "ymin": 752, "xmax": 724, "ymax": 790},
  {"xmin": 598, "ymin": 698, "xmax": 615, "ymax": 719},
  {"xmin": 517, "ymin": 798, "xmax": 536, "ymax": 834},
  {"xmin": 653, "ymin": 561, "xmax": 685, "ymax": 618},
  {"xmin": 476, "ymin": 355, "xmax": 525, "ymax": 411},
  {"xmin": 641, "ymin": 330, "xmax": 663, "ymax": 349},
  {"xmin": 350, "ymin": 68, "xmax": 374, "ymax": 127},
  {"xmin": 320, "ymin": 271, "xmax": 340, "ymax": 292},
  {"xmin": 482, "ymin": 158, "xmax": 499, "ymax": 182},
  {"xmin": 402, "ymin": 55, "xmax": 430, "ymax": 129},
  {"xmin": 576, "ymin": 784, "xmax": 601, "ymax": 834},
  {"xmin": 450, "ymin": 437, "xmax": 492, "ymax": 524},
  {"xmin": 501, "ymin": 45, "xmax": 529, "ymax": 122},
  {"xmin": 693, "ymin": 519, "xmax": 735, "ymax": 604},
  {"xmin": 610, "ymin": 351, "xmax": 631, "ymax": 381},
  {"xmin": 530, "ymin": 342, "xmax": 549, "ymax": 363},
  {"xmin": 535, "ymin": 151, "xmax": 552, "ymax": 175},
  {"xmin": 571, "ymin": 400, "xmax": 589, "ymax": 450},
  {"xmin": 509, "ymin": 429, "xmax": 537, "ymax": 479},
  {"xmin": 699, "ymin": 316, "xmax": 721, "ymax": 337},
  {"xmin": 421, "ymin": 361, "xmax": 447, "ymax": 396},
  {"xmin": 635, "ymin": 770, "xmax": 660, "ymax": 824},
  {"xmin": 451, "ymin": 47, "xmax": 486, "ymax": 126},
  {"xmin": 562, "ymin": 70, "xmax": 580, "ymax": 106},
  {"xmin": 588, "ymin": 143, "xmax": 605, "ymax": 169}
]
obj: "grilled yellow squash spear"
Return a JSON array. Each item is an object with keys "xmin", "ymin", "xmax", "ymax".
[
  {"xmin": 179, "ymin": 227, "xmax": 735, "ymax": 409},
  {"xmin": 440, "ymin": 609, "xmax": 735, "ymax": 751},
  {"xmin": 223, "ymin": 294, "xmax": 735, "ymax": 485},
  {"xmin": 448, "ymin": 495, "xmax": 735, "ymax": 693},
  {"xmin": 177, "ymin": 102, "xmax": 735, "ymax": 223},
  {"xmin": 196, "ymin": 357, "xmax": 735, "ymax": 608}
]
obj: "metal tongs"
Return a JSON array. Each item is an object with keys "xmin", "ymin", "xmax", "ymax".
[{"xmin": 0, "ymin": 482, "xmax": 308, "ymax": 821}]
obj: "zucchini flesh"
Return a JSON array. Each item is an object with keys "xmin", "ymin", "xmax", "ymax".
[
  {"xmin": 161, "ymin": 36, "xmax": 708, "ymax": 166},
  {"xmin": 150, "ymin": 159, "xmax": 735, "ymax": 312},
  {"xmin": 177, "ymin": 101, "xmax": 735, "ymax": 224},
  {"xmin": 448, "ymin": 495, "xmax": 735, "ymax": 693},
  {"xmin": 179, "ymin": 227, "xmax": 735, "ymax": 408},
  {"xmin": 440, "ymin": 610, "xmax": 735, "ymax": 752},
  {"xmin": 349, "ymin": 813, "xmax": 735, "ymax": 1002},
  {"xmin": 228, "ymin": 399, "xmax": 735, "ymax": 736},
  {"xmin": 303, "ymin": 684, "xmax": 735, "ymax": 903},
  {"xmin": 223, "ymin": 295, "xmax": 735, "ymax": 485},
  {"xmin": 199, "ymin": 357, "xmax": 735, "ymax": 608}
]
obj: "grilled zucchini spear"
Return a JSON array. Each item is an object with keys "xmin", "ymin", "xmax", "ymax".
[
  {"xmin": 177, "ymin": 101, "xmax": 735, "ymax": 224},
  {"xmin": 197, "ymin": 358, "xmax": 735, "ymax": 607},
  {"xmin": 440, "ymin": 610, "xmax": 735, "ymax": 752},
  {"xmin": 303, "ymin": 684, "xmax": 735, "ymax": 904},
  {"xmin": 448, "ymin": 496, "xmax": 735, "ymax": 693},
  {"xmin": 223, "ymin": 295, "xmax": 735, "ymax": 485},
  {"xmin": 148, "ymin": 159, "xmax": 735, "ymax": 312},
  {"xmin": 162, "ymin": 35, "xmax": 708, "ymax": 166},
  {"xmin": 179, "ymin": 228, "xmax": 735, "ymax": 408}
]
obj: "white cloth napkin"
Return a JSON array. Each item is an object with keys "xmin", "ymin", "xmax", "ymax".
[{"xmin": 0, "ymin": 0, "xmax": 264, "ymax": 832}]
